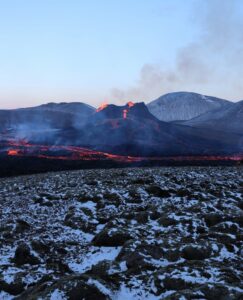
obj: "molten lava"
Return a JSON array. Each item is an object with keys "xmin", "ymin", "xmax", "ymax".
[
  {"xmin": 122, "ymin": 101, "xmax": 135, "ymax": 119},
  {"xmin": 96, "ymin": 102, "xmax": 108, "ymax": 112},
  {"xmin": 123, "ymin": 109, "xmax": 128, "ymax": 119},
  {"xmin": 8, "ymin": 149, "xmax": 19, "ymax": 156},
  {"xmin": 127, "ymin": 101, "xmax": 134, "ymax": 108},
  {"xmin": 1, "ymin": 138, "xmax": 242, "ymax": 164},
  {"xmin": 2, "ymin": 139, "xmax": 143, "ymax": 162}
]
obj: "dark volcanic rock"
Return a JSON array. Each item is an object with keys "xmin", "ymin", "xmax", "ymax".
[
  {"xmin": 146, "ymin": 186, "xmax": 171, "ymax": 198},
  {"xmin": 64, "ymin": 210, "xmax": 96, "ymax": 232},
  {"xmin": 181, "ymin": 244, "xmax": 211, "ymax": 260},
  {"xmin": 210, "ymin": 221, "xmax": 239, "ymax": 234},
  {"xmin": 157, "ymin": 216, "xmax": 177, "ymax": 227},
  {"xmin": 200, "ymin": 283, "xmax": 238, "ymax": 300},
  {"xmin": 204, "ymin": 213, "xmax": 224, "ymax": 227},
  {"xmin": 31, "ymin": 239, "xmax": 50, "ymax": 254},
  {"xmin": 67, "ymin": 280, "xmax": 109, "ymax": 300},
  {"xmin": 13, "ymin": 243, "xmax": 40, "ymax": 266},
  {"xmin": 0, "ymin": 279, "xmax": 25, "ymax": 296},
  {"xmin": 92, "ymin": 227, "xmax": 132, "ymax": 247},
  {"xmin": 16, "ymin": 275, "xmax": 111, "ymax": 300},
  {"xmin": 0, "ymin": 167, "xmax": 242, "ymax": 299},
  {"xmin": 116, "ymin": 240, "xmax": 164, "ymax": 270},
  {"xmin": 15, "ymin": 219, "xmax": 31, "ymax": 233},
  {"xmin": 163, "ymin": 276, "xmax": 193, "ymax": 291}
]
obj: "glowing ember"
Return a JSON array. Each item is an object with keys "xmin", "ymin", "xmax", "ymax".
[
  {"xmin": 8, "ymin": 149, "xmax": 19, "ymax": 156},
  {"xmin": 122, "ymin": 101, "xmax": 135, "ymax": 119},
  {"xmin": 96, "ymin": 102, "xmax": 108, "ymax": 112},
  {"xmin": 123, "ymin": 109, "xmax": 128, "ymax": 119},
  {"xmin": 127, "ymin": 101, "xmax": 134, "ymax": 107}
]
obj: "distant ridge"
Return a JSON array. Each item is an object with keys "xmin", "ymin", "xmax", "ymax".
[
  {"xmin": 0, "ymin": 94, "xmax": 242, "ymax": 157},
  {"xmin": 178, "ymin": 100, "xmax": 243, "ymax": 135},
  {"xmin": 0, "ymin": 102, "xmax": 95, "ymax": 132},
  {"xmin": 147, "ymin": 92, "xmax": 232, "ymax": 122},
  {"xmin": 27, "ymin": 102, "xmax": 95, "ymax": 116}
]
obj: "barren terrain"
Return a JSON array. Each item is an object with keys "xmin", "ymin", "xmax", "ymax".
[{"xmin": 0, "ymin": 167, "xmax": 242, "ymax": 299}]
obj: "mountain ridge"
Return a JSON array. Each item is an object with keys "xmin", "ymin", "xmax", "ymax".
[
  {"xmin": 0, "ymin": 94, "xmax": 242, "ymax": 157},
  {"xmin": 147, "ymin": 91, "xmax": 233, "ymax": 122},
  {"xmin": 177, "ymin": 99, "xmax": 243, "ymax": 135}
]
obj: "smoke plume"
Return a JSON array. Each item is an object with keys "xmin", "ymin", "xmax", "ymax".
[{"xmin": 110, "ymin": 0, "xmax": 243, "ymax": 103}]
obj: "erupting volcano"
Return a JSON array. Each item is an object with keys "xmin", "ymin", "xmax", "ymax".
[{"xmin": 0, "ymin": 100, "xmax": 242, "ymax": 176}]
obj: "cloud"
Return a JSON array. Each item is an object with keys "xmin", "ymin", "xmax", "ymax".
[{"xmin": 109, "ymin": 0, "xmax": 243, "ymax": 103}]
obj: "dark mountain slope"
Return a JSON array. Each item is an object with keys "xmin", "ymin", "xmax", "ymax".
[
  {"xmin": 49, "ymin": 102, "xmax": 242, "ymax": 156},
  {"xmin": 179, "ymin": 100, "xmax": 243, "ymax": 135},
  {"xmin": 147, "ymin": 92, "xmax": 232, "ymax": 121}
]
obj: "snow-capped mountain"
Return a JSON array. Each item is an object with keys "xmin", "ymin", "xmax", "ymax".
[
  {"xmin": 180, "ymin": 100, "xmax": 243, "ymax": 135},
  {"xmin": 147, "ymin": 92, "xmax": 232, "ymax": 122}
]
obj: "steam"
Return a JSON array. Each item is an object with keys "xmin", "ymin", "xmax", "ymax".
[{"xmin": 110, "ymin": 0, "xmax": 243, "ymax": 102}]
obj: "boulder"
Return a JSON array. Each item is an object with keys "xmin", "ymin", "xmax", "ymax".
[
  {"xmin": 163, "ymin": 276, "xmax": 192, "ymax": 291},
  {"xmin": 16, "ymin": 275, "xmax": 111, "ymax": 300},
  {"xmin": 146, "ymin": 186, "xmax": 171, "ymax": 198},
  {"xmin": 67, "ymin": 280, "xmax": 109, "ymax": 300},
  {"xmin": 117, "ymin": 241, "xmax": 164, "ymax": 269},
  {"xmin": 92, "ymin": 228, "xmax": 131, "ymax": 247},
  {"xmin": 64, "ymin": 211, "xmax": 96, "ymax": 232},
  {"xmin": 13, "ymin": 242, "xmax": 40, "ymax": 266},
  {"xmin": 0, "ymin": 279, "xmax": 25, "ymax": 296},
  {"xmin": 15, "ymin": 219, "xmax": 31, "ymax": 233},
  {"xmin": 210, "ymin": 222, "xmax": 239, "ymax": 234},
  {"xmin": 181, "ymin": 244, "xmax": 211, "ymax": 260},
  {"xmin": 204, "ymin": 213, "xmax": 223, "ymax": 227},
  {"xmin": 200, "ymin": 283, "xmax": 237, "ymax": 300},
  {"xmin": 31, "ymin": 239, "xmax": 50, "ymax": 254},
  {"xmin": 157, "ymin": 216, "xmax": 177, "ymax": 227}
]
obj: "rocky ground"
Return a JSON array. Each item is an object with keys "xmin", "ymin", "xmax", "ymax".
[{"xmin": 0, "ymin": 167, "xmax": 242, "ymax": 299}]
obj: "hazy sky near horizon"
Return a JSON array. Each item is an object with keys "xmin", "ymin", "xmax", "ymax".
[{"xmin": 0, "ymin": 0, "xmax": 243, "ymax": 109}]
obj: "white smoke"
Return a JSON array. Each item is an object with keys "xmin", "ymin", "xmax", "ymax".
[{"xmin": 109, "ymin": 0, "xmax": 243, "ymax": 103}]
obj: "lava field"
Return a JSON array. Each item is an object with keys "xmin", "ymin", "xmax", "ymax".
[{"xmin": 0, "ymin": 167, "xmax": 242, "ymax": 299}]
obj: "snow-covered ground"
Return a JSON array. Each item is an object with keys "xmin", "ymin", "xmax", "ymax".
[{"xmin": 0, "ymin": 167, "xmax": 242, "ymax": 299}]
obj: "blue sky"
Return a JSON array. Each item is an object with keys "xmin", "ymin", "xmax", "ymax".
[{"xmin": 0, "ymin": 0, "xmax": 242, "ymax": 108}]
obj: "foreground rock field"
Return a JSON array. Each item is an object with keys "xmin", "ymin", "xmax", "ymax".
[{"xmin": 0, "ymin": 167, "xmax": 242, "ymax": 299}]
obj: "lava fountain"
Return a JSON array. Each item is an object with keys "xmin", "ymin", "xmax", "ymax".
[
  {"xmin": 123, "ymin": 109, "xmax": 128, "ymax": 119},
  {"xmin": 96, "ymin": 102, "xmax": 108, "ymax": 112}
]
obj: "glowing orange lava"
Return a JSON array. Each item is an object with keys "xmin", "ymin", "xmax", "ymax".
[
  {"xmin": 96, "ymin": 102, "xmax": 108, "ymax": 112},
  {"xmin": 3, "ymin": 139, "xmax": 243, "ymax": 164},
  {"xmin": 3, "ymin": 140, "xmax": 143, "ymax": 162},
  {"xmin": 127, "ymin": 101, "xmax": 134, "ymax": 107},
  {"xmin": 8, "ymin": 149, "xmax": 19, "ymax": 156},
  {"xmin": 122, "ymin": 101, "xmax": 135, "ymax": 119},
  {"xmin": 123, "ymin": 109, "xmax": 128, "ymax": 119}
]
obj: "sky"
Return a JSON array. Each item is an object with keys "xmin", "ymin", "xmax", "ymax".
[{"xmin": 0, "ymin": 0, "xmax": 243, "ymax": 109}]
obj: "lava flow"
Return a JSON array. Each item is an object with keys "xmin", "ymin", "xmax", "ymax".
[
  {"xmin": 2, "ymin": 140, "xmax": 143, "ymax": 163},
  {"xmin": 127, "ymin": 101, "xmax": 134, "ymax": 108},
  {"xmin": 96, "ymin": 102, "xmax": 108, "ymax": 112},
  {"xmin": 8, "ymin": 149, "xmax": 20, "ymax": 156},
  {"xmin": 123, "ymin": 102, "xmax": 135, "ymax": 119},
  {"xmin": 123, "ymin": 109, "xmax": 128, "ymax": 119},
  {"xmin": 1, "ymin": 138, "xmax": 243, "ymax": 164}
]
